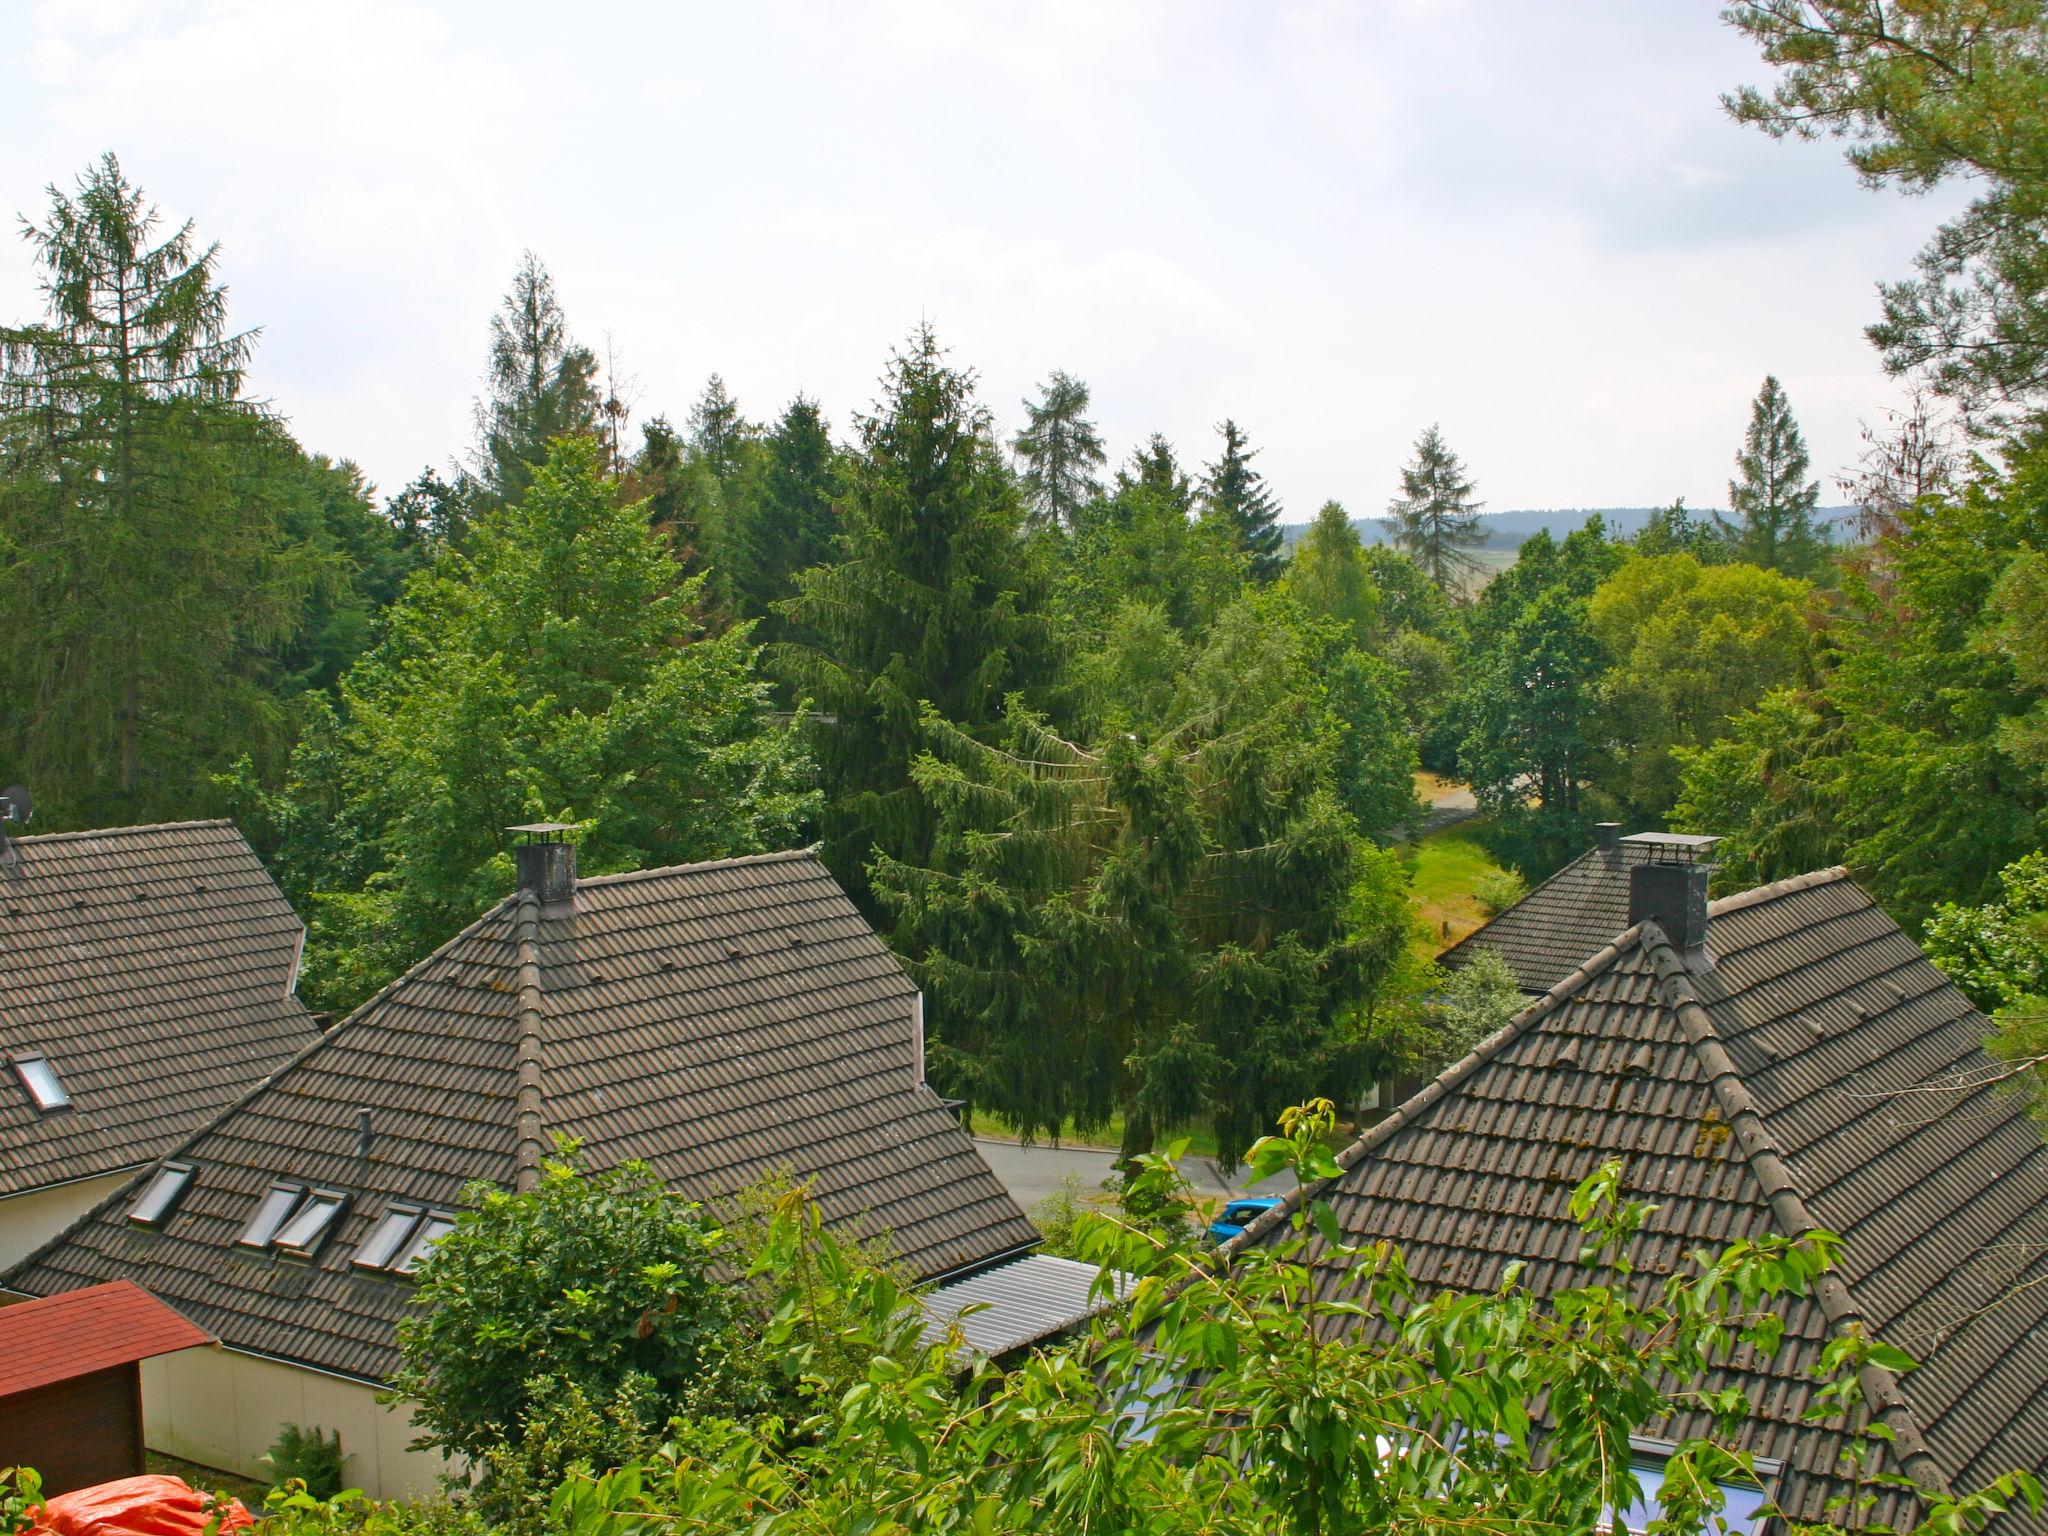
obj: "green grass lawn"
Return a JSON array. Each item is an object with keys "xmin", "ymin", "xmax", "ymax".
[
  {"xmin": 1405, "ymin": 815, "xmax": 1509, "ymax": 952},
  {"xmin": 970, "ymin": 1107, "xmax": 1220, "ymax": 1160}
]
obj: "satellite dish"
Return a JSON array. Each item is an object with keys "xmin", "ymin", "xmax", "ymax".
[{"xmin": 1, "ymin": 785, "xmax": 31, "ymax": 824}]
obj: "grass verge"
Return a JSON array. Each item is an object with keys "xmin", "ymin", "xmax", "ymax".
[{"xmin": 1405, "ymin": 814, "xmax": 1508, "ymax": 953}]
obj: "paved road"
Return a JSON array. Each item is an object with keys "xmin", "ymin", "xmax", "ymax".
[{"xmin": 975, "ymin": 1137, "xmax": 1296, "ymax": 1213}]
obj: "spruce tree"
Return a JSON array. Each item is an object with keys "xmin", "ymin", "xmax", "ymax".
[
  {"xmin": 1012, "ymin": 370, "xmax": 1106, "ymax": 532},
  {"xmin": 681, "ymin": 373, "xmax": 757, "ymax": 614},
  {"xmin": 0, "ymin": 154, "xmax": 307, "ymax": 822},
  {"xmin": 1117, "ymin": 433, "xmax": 1195, "ymax": 516},
  {"xmin": 629, "ymin": 416, "xmax": 700, "ymax": 570},
  {"xmin": 1382, "ymin": 424, "xmax": 1486, "ymax": 595},
  {"xmin": 687, "ymin": 373, "xmax": 748, "ymax": 482},
  {"xmin": 1199, "ymin": 419, "xmax": 1284, "ymax": 581},
  {"xmin": 777, "ymin": 324, "xmax": 1055, "ymax": 907},
  {"xmin": 470, "ymin": 251, "xmax": 600, "ymax": 507},
  {"xmin": 743, "ymin": 395, "xmax": 839, "ymax": 637},
  {"xmin": 1722, "ymin": 375, "xmax": 1827, "ymax": 578}
]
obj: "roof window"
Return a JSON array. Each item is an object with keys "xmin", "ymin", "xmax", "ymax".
[
  {"xmin": 273, "ymin": 1188, "xmax": 350, "ymax": 1259},
  {"xmin": 393, "ymin": 1211, "xmax": 457, "ymax": 1275},
  {"xmin": 127, "ymin": 1161, "xmax": 197, "ymax": 1227},
  {"xmin": 352, "ymin": 1204, "xmax": 424, "ymax": 1272},
  {"xmin": 237, "ymin": 1181, "xmax": 306, "ymax": 1250},
  {"xmin": 11, "ymin": 1053, "xmax": 70, "ymax": 1111},
  {"xmin": 350, "ymin": 1204, "xmax": 457, "ymax": 1276}
]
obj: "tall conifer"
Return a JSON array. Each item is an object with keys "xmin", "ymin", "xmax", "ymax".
[
  {"xmin": 1722, "ymin": 374, "xmax": 1828, "ymax": 578},
  {"xmin": 470, "ymin": 252, "xmax": 600, "ymax": 507},
  {"xmin": 1012, "ymin": 370, "xmax": 1106, "ymax": 532},
  {"xmin": 1382, "ymin": 424, "xmax": 1486, "ymax": 595},
  {"xmin": 1200, "ymin": 419, "xmax": 1284, "ymax": 581},
  {"xmin": 777, "ymin": 324, "xmax": 1055, "ymax": 906}
]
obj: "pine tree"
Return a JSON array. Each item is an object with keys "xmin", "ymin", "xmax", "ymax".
[
  {"xmin": 1012, "ymin": 370, "xmax": 1106, "ymax": 532},
  {"xmin": 0, "ymin": 154, "xmax": 309, "ymax": 822},
  {"xmin": 628, "ymin": 416, "xmax": 700, "ymax": 569},
  {"xmin": 470, "ymin": 251, "xmax": 600, "ymax": 507},
  {"xmin": 778, "ymin": 324, "xmax": 1056, "ymax": 907},
  {"xmin": 1722, "ymin": 375, "xmax": 1827, "ymax": 578},
  {"xmin": 1199, "ymin": 419, "xmax": 1284, "ymax": 581},
  {"xmin": 1382, "ymin": 424, "xmax": 1486, "ymax": 594}
]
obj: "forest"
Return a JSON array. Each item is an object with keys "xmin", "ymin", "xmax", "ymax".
[{"xmin": 2, "ymin": 9, "xmax": 2047, "ymax": 1169}]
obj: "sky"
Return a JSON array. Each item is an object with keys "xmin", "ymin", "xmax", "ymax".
[{"xmin": 0, "ymin": 0, "xmax": 1972, "ymax": 518}]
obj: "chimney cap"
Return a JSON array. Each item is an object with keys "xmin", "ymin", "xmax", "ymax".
[
  {"xmin": 1619, "ymin": 831, "xmax": 1720, "ymax": 863},
  {"xmin": 507, "ymin": 821, "xmax": 576, "ymax": 841}
]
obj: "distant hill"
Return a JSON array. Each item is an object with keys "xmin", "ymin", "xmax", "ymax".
[{"xmin": 1281, "ymin": 505, "xmax": 1861, "ymax": 551}]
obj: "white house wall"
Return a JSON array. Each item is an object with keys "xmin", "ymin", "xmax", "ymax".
[
  {"xmin": 0, "ymin": 1172, "xmax": 135, "ymax": 1269},
  {"xmin": 140, "ymin": 1346, "xmax": 455, "ymax": 1500}
]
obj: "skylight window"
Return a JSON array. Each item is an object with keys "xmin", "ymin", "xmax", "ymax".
[
  {"xmin": 352, "ymin": 1204, "xmax": 423, "ymax": 1272},
  {"xmin": 11, "ymin": 1053, "xmax": 70, "ymax": 1111},
  {"xmin": 273, "ymin": 1189, "xmax": 350, "ymax": 1259},
  {"xmin": 393, "ymin": 1211, "xmax": 457, "ymax": 1275},
  {"xmin": 237, "ymin": 1182, "xmax": 305, "ymax": 1250},
  {"xmin": 127, "ymin": 1161, "xmax": 196, "ymax": 1227}
]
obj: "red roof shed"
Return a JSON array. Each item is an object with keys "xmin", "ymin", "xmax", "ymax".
[{"xmin": 0, "ymin": 1283, "xmax": 214, "ymax": 1495}]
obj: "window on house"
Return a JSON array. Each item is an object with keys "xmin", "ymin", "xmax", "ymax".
[
  {"xmin": 273, "ymin": 1188, "xmax": 350, "ymax": 1259},
  {"xmin": 237, "ymin": 1182, "xmax": 306, "ymax": 1249},
  {"xmin": 352, "ymin": 1205, "xmax": 424, "ymax": 1272},
  {"xmin": 127, "ymin": 1161, "xmax": 197, "ymax": 1227},
  {"xmin": 11, "ymin": 1053, "xmax": 70, "ymax": 1111},
  {"xmin": 393, "ymin": 1211, "xmax": 458, "ymax": 1275}
]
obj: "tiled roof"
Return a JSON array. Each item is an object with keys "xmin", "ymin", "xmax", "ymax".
[
  {"xmin": 4, "ymin": 850, "xmax": 1039, "ymax": 1384},
  {"xmin": 1232, "ymin": 869, "xmax": 2048, "ymax": 1530},
  {"xmin": 1438, "ymin": 840, "xmax": 1659, "ymax": 993},
  {"xmin": 0, "ymin": 1280, "xmax": 213, "ymax": 1397},
  {"xmin": 0, "ymin": 821, "xmax": 320, "ymax": 1197}
]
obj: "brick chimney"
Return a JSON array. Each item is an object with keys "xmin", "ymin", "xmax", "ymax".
[
  {"xmin": 1623, "ymin": 832, "xmax": 1719, "ymax": 954},
  {"xmin": 1594, "ymin": 821, "xmax": 1622, "ymax": 856}
]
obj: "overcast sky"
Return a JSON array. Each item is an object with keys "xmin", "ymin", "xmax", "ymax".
[{"xmin": 1, "ymin": 1, "xmax": 1967, "ymax": 517}]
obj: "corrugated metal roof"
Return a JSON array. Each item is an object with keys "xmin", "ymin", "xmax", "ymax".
[
  {"xmin": 5, "ymin": 849, "xmax": 1039, "ymax": 1384},
  {"xmin": 920, "ymin": 1253, "xmax": 1127, "ymax": 1356},
  {"xmin": 0, "ymin": 821, "xmax": 320, "ymax": 1197},
  {"xmin": 1240, "ymin": 868, "xmax": 2048, "ymax": 1532}
]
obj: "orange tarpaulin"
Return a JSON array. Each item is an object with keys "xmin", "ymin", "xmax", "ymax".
[{"xmin": 29, "ymin": 1477, "xmax": 253, "ymax": 1536}]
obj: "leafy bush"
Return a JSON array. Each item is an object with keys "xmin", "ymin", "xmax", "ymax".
[
  {"xmin": 388, "ymin": 1139, "xmax": 767, "ymax": 1473},
  {"xmin": 1472, "ymin": 865, "xmax": 1528, "ymax": 916},
  {"xmin": 2, "ymin": 1466, "xmax": 42, "ymax": 1536},
  {"xmin": 263, "ymin": 1424, "xmax": 347, "ymax": 1500},
  {"xmin": 1432, "ymin": 946, "xmax": 1524, "ymax": 1063},
  {"xmin": 1027, "ymin": 1171, "xmax": 1096, "ymax": 1258}
]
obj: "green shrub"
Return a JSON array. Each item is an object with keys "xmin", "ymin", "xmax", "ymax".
[
  {"xmin": 1472, "ymin": 866, "xmax": 1527, "ymax": 916},
  {"xmin": 262, "ymin": 1424, "xmax": 346, "ymax": 1500},
  {"xmin": 2, "ymin": 1466, "xmax": 43, "ymax": 1536}
]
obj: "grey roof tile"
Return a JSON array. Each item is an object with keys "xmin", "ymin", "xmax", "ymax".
[
  {"xmin": 1238, "ymin": 869, "xmax": 2048, "ymax": 1530},
  {"xmin": 1440, "ymin": 842, "xmax": 1662, "ymax": 994},
  {"xmin": 0, "ymin": 821, "xmax": 320, "ymax": 1196},
  {"xmin": 5, "ymin": 849, "xmax": 1037, "ymax": 1384}
]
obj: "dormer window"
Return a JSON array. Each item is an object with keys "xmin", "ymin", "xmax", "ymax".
[
  {"xmin": 127, "ymin": 1161, "xmax": 197, "ymax": 1227},
  {"xmin": 351, "ymin": 1204, "xmax": 457, "ymax": 1276},
  {"xmin": 10, "ymin": 1053, "xmax": 69, "ymax": 1111}
]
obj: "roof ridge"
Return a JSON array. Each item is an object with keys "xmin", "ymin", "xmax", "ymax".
[
  {"xmin": 1638, "ymin": 921, "xmax": 1950, "ymax": 1498},
  {"xmin": 7, "ymin": 818, "xmax": 236, "ymax": 844},
  {"xmin": 573, "ymin": 845, "xmax": 824, "ymax": 889},
  {"xmin": 511, "ymin": 891, "xmax": 547, "ymax": 1192},
  {"xmin": 1706, "ymin": 865, "xmax": 1853, "ymax": 919},
  {"xmin": 1220, "ymin": 923, "xmax": 1651, "ymax": 1261}
]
